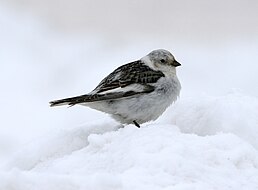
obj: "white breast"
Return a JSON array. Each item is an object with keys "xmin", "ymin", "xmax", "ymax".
[
  {"xmin": 84, "ymin": 73, "xmax": 181, "ymax": 125},
  {"xmin": 110, "ymin": 75, "xmax": 181, "ymax": 124}
]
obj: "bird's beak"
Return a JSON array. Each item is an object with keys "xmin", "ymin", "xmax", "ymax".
[{"xmin": 172, "ymin": 60, "xmax": 181, "ymax": 67}]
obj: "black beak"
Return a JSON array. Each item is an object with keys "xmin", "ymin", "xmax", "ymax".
[{"xmin": 173, "ymin": 60, "xmax": 181, "ymax": 67}]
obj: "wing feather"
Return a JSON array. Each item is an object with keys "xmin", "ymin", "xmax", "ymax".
[
  {"xmin": 50, "ymin": 60, "xmax": 164, "ymax": 107},
  {"xmin": 50, "ymin": 84, "xmax": 155, "ymax": 107},
  {"xmin": 93, "ymin": 60, "xmax": 164, "ymax": 93}
]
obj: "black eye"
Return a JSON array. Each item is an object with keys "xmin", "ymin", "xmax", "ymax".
[{"xmin": 160, "ymin": 59, "xmax": 165, "ymax": 63}]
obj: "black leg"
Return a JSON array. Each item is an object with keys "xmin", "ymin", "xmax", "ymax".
[{"xmin": 133, "ymin": 120, "xmax": 141, "ymax": 128}]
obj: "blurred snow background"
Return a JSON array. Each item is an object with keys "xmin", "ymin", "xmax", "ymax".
[{"xmin": 0, "ymin": 0, "xmax": 258, "ymax": 189}]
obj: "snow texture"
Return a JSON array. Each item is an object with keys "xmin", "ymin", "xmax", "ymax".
[{"xmin": 1, "ymin": 92, "xmax": 258, "ymax": 190}]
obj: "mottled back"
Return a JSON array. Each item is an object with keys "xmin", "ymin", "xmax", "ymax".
[{"xmin": 93, "ymin": 60, "xmax": 165, "ymax": 93}]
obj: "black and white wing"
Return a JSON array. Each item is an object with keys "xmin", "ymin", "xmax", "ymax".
[
  {"xmin": 93, "ymin": 60, "xmax": 164, "ymax": 93},
  {"xmin": 50, "ymin": 60, "xmax": 164, "ymax": 107}
]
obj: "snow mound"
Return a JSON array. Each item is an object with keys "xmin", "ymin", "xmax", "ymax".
[
  {"xmin": 1, "ymin": 93, "xmax": 258, "ymax": 190},
  {"xmin": 2, "ymin": 122, "xmax": 119, "ymax": 171},
  {"xmin": 166, "ymin": 91, "xmax": 258, "ymax": 149}
]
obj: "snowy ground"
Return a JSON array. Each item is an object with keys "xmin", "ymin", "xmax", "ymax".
[
  {"xmin": 1, "ymin": 93, "xmax": 258, "ymax": 189},
  {"xmin": 1, "ymin": 3, "xmax": 258, "ymax": 190}
]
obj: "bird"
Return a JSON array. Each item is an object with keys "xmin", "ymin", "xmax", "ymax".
[{"xmin": 50, "ymin": 49, "xmax": 181, "ymax": 128}]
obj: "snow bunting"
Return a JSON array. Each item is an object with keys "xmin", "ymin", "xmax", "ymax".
[{"xmin": 50, "ymin": 49, "xmax": 181, "ymax": 128}]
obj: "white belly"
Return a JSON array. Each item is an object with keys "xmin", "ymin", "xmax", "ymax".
[{"xmin": 85, "ymin": 76, "xmax": 181, "ymax": 124}]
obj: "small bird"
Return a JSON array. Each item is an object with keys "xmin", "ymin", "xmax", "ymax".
[{"xmin": 50, "ymin": 49, "xmax": 181, "ymax": 128}]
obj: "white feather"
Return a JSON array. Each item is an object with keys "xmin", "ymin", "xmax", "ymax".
[{"xmin": 98, "ymin": 84, "xmax": 147, "ymax": 95}]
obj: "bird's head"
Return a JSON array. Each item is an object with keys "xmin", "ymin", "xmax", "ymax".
[{"xmin": 141, "ymin": 49, "xmax": 181, "ymax": 75}]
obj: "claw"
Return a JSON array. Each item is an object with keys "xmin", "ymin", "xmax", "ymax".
[{"xmin": 133, "ymin": 120, "xmax": 141, "ymax": 128}]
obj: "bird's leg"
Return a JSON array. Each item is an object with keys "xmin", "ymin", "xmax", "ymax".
[{"xmin": 133, "ymin": 120, "xmax": 141, "ymax": 128}]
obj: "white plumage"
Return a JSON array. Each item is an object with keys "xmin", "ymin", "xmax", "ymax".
[{"xmin": 50, "ymin": 49, "xmax": 181, "ymax": 127}]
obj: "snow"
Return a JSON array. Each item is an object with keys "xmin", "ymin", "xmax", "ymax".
[
  {"xmin": 1, "ymin": 119, "xmax": 258, "ymax": 189},
  {"xmin": 1, "ymin": 92, "xmax": 258, "ymax": 190},
  {"xmin": 165, "ymin": 91, "xmax": 258, "ymax": 149},
  {"xmin": 1, "ymin": 3, "xmax": 258, "ymax": 190}
]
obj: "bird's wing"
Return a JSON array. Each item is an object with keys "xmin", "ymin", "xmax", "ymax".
[
  {"xmin": 49, "ymin": 87, "xmax": 154, "ymax": 107},
  {"xmin": 50, "ymin": 60, "xmax": 165, "ymax": 107},
  {"xmin": 93, "ymin": 60, "xmax": 165, "ymax": 93}
]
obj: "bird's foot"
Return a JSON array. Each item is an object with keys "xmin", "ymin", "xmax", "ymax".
[{"xmin": 133, "ymin": 120, "xmax": 141, "ymax": 128}]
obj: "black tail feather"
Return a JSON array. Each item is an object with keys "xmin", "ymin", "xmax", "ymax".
[
  {"xmin": 49, "ymin": 90, "xmax": 150, "ymax": 107},
  {"xmin": 49, "ymin": 95, "xmax": 90, "ymax": 107}
]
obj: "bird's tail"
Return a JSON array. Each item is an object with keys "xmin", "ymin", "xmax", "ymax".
[
  {"xmin": 49, "ymin": 94, "xmax": 91, "ymax": 107},
  {"xmin": 50, "ymin": 90, "xmax": 141, "ymax": 107}
]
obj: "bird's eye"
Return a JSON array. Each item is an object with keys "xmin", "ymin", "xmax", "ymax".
[{"xmin": 160, "ymin": 59, "xmax": 165, "ymax": 63}]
